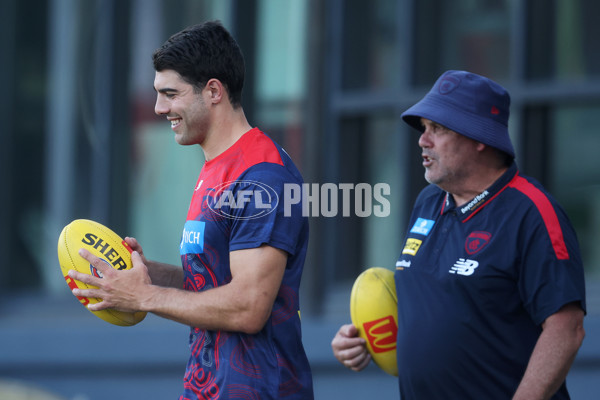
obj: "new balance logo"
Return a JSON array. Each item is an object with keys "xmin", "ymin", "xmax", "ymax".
[{"xmin": 449, "ymin": 258, "xmax": 479, "ymax": 276}]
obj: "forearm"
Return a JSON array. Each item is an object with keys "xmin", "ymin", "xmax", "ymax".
[
  {"xmin": 74, "ymin": 245, "xmax": 285, "ymax": 334},
  {"xmin": 140, "ymin": 247, "xmax": 286, "ymax": 333},
  {"xmin": 140, "ymin": 282, "xmax": 269, "ymax": 334},
  {"xmin": 145, "ymin": 260, "xmax": 183, "ymax": 288},
  {"xmin": 513, "ymin": 304, "xmax": 585, "ymax": 400},
  {"xmin": 513, "ymin": 330, "xmax": 578, "ymax": 399}
]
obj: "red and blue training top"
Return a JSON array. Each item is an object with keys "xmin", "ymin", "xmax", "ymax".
[
  {"xmin": 179, "ymin": 128, "xmax": 313, "ymax": 399},
  {"xmin": 394, "ymin": 162, "xmax": 586, "ymax": 400}
]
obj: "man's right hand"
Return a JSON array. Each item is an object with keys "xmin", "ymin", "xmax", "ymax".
[{"xmin": 331, "ymin": 323, "xmax": 371, "ymax": 372}]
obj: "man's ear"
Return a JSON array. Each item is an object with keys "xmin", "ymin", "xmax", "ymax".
[{"xmin": 205, "ymin": 78, "xmax": 224, "ymax": 104}]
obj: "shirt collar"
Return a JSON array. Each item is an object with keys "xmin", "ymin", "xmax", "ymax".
[{"xmin": 441, "ymin": 162, "xmax": 519, "ymax": 221}]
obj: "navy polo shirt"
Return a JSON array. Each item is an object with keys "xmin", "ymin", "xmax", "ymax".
[{"xmin": 394, "ymin": 162, "xmax": 586, "ymax": 400}]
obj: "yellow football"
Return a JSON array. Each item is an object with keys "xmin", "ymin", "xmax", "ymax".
[
  {"xmin": 57, "ymin": 219, "xmax": 147, "ymax": 326},
  {"xmin": 350, "ymin": 267, "xmax": 398, "ymax": 376}
]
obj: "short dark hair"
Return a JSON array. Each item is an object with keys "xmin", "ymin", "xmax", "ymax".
[{"xmin": 152, "ymin": 20, "xmax": 245, "ymax": 107}]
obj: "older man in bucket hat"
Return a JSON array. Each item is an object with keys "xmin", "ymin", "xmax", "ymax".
[{"xmin": 332, "ymin": 70, "xmax": 586, "ymax": 400}]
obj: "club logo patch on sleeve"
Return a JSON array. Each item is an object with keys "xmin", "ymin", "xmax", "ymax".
[
  {"xmin": 409, "ymin": 218, "xmax": 435, "ymax": 236},
  {"xmin": 402, "ymin": 238, "xmax": 422, "ymax": 256},
  {"xmin": 180, "ymin": 220, "xmax": 206, "ymax": 255}
]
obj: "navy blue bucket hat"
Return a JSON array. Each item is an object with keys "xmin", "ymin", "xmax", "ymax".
[{"xmin": 401, "ymin": 70, "xmax": 515, "ymax": 158}]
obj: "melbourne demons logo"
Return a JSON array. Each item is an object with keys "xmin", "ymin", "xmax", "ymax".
[
  {"xmin": 465, "ymin": 231, "xmax": 491, "ymax": 255},
  {"xmin": 438, "ymin": 73, "xmax": 461, "ymax": 94},
  {"xmin": 363, "ymin": 315, "xmax": 398, "ymax": 353}
]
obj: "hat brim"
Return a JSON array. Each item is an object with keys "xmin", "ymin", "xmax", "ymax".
[{"xmin": 401, "ymin": 95, "xmax": 515, "ymax": 158}]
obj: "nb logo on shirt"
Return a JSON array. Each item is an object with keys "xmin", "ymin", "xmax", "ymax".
[{"xmin": 449, "ymin": 258, "xmax": 479, "ymax": 276}]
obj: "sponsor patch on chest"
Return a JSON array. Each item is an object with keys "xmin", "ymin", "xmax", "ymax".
[
  {"xmin": 402, "ymin": 238, "xmax": 422, "ymax": 256},
  {"xmin": 409, "ymin": 218, "xmax": 435, "ymax": 236},
  {"xmin": 180, "ymin": 220, "xmax": 206, "ymax": 255}
]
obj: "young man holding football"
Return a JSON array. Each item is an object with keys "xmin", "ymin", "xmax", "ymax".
[{"xmin": 70, "ymin": 20, "xmax": 313, "ymax": 399}]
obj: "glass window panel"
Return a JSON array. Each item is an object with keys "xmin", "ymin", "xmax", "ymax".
[
  {"xmin": 130, "ymin": 125, "xmax": 204, "ymax": 264},
  {"xmin": 556, "ymin": 0, "xmax": 600, "ymax": 78},
  {"xmin": 341, "ymin": 0, "xmax": 399, "ymax": 91},
  {"xmin": 415, "ymin": 0, "xmax": 511, "ymax": 85},
  {"xmin": 336, "ymin": 114, "xmax": 403, "ymax": 280},
  {"xmin": 255, "ymin": 0, "xmax": 308, "ymax": 127},
  {"xmin": 256, "ymin": 0, "xmax": 307, "ymax": 103},
  {"xmin": 551, "ymin": 104, "xmax": 600, "ymax": 282},
  {"xmin": 3, "ymin": 0, "xmax": 48, "ymax": 291},
  {"xmin": 525, "ymin": 0, "xmax": 554, "ymax": 80},
  {"xmin": 528, "ymin": 0, "xmax": 600, "ymax": 81},
  {"xmin": 159, "ymin": 0, "xmax": 232, "ymax": 35},
  {"xmin": 363, "ymin": 115, "xmax": 404, "ymax": 270}
]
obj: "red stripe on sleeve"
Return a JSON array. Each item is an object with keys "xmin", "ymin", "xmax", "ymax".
[{"xmin": 508, "ymin": 175, "xmax": 570, "ymax": 260}]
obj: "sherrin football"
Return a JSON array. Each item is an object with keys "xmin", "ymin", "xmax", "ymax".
[
  {"xmin": 350, "ymin": 267, "xmax": 398, "ymax": 376},
  {"xmin": 57, "ymin": 219, "xmax": 147, "ymax": 326}
]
